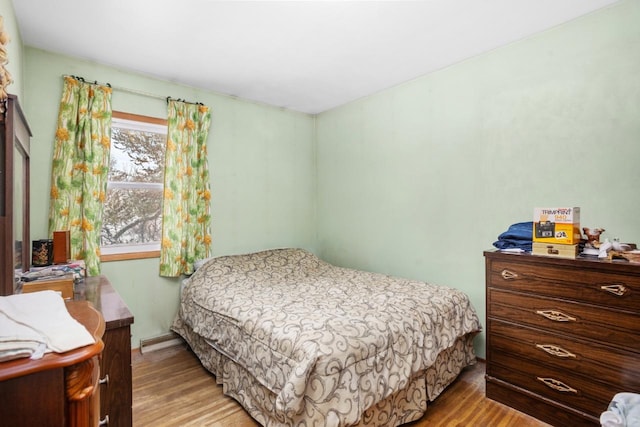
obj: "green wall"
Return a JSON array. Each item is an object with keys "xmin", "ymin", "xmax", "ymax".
[
  {"xmin": 316, "ymin": 0, "xmax": 640, "ymax": 358},
  {"xmin": 22, "ymin": 48, "xmax": 316, "ymax": 348},
  {"xmin": 8, "ymin": 0, "xmax": 640, "ymax": 358}
]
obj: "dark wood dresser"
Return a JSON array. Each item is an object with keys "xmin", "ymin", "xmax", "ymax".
[
  {"xmin": 484, "ymin": 250, "xmax": 640, "ymax": 426},
  {"xmin": 77, "ymin": 275, "xmax": 134, "ymax": 427}
]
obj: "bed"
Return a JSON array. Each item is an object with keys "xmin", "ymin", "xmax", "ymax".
[{"xmin": 172, "ymin": 248, "xmax": 481, "ymax": 426}]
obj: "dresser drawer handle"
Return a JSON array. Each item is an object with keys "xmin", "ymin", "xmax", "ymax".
[
  {"xmin": 98, "ymin": 415, "xmax": 109, "ymax": 426},
  {"xmin": 535, "ymin": 344, "xmax": 576, "ymax": 359},
  {"xmin": 99, "ymin": 374, "xmax": 109, "ymax": 385},
  {"xmin": 537, "ymin": 377, "xmax": 578, "ymax": 394},
  {"xmin": 535, "ymin": 310, "xmax": 576, "ymax": 322},
  {"xmin": 501, "ymin": 269, "xmax": 519, "ymax": 280},
  {"xmin": 600, "ymin": 284, "xmax": 628, "ymax": 296}
]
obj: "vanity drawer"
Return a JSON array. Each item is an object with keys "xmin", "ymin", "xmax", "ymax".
[
  {"xmin": 488, "ymin": 259, "xmax": 640, "ymax": 311},
  {"xmin": 488, "ymin": 319, "xmax": 640, "ymax": 390},
  {"xmin": 488, "ymin": 288, "xmax": 639, "ymax": 351}
]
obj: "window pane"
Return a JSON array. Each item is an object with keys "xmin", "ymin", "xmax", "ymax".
[
  {"xmin": 101, "ymin": 187, "xmax": 163, "ymax": 246},
  {"xmin": 109, "ymin": 127, "xmax": 166, "ymax": 183},
  {"xmin": 101, "ymin": 112, "xmax": 167, "ymax": 253}
]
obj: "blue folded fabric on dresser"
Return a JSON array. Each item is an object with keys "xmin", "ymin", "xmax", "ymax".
[{"xmin": 493, "ymin": 221, "xmax": 533, "ymax": 252}]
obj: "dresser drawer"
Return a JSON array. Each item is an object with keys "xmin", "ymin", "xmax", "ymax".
[
  {"xmin": 488, "ymin": 258, "xmax": 640, "ymax": 312},
  {"xmin": 488, "ymin": 319, "xmax": 640, "ymax": 390},
  {"xmin": 100, "ymin": 325, "xmax": 133, "ymax": 427},
  {"xmin": 488, "ymin": 288, "xmax": 639, "ymax": 351},
  {"xmin": 489, "ymin": 358, "xmax": 612, "ymax": 419}
]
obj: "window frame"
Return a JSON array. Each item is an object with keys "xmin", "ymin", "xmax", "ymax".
[{"xmin": 100, "ymin": 111, "xmax": 167, "ymax": 263}]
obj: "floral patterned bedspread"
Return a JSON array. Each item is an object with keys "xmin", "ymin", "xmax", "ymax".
[{"xmin": 174, "ymin": 248, "xmax": 481, "ymax": 425}]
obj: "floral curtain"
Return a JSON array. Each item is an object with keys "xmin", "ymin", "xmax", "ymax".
[
  {"xmin": 159, "ymin": 100, "xmax": 212, "ymax": 277},
  {"xmin": 48, "ymin": 76, "xmax": 112, "ymax": 276}
]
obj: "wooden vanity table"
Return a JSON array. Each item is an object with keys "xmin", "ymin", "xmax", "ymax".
[
  {"xmin": 0, "ymin": 300, "xmax": 105, "ymax": 427},
  {"xmin": 0, "ymin": 275, "xmax": 134, "ymax": 427},
  {"xmin": 1, "ymin": 95, "xmax": 133, "ymax": 425}
]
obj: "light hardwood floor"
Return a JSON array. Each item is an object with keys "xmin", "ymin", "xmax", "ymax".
[{"xmin": 132, "ymin": 344, "xmax": 551, "ymax": 427}]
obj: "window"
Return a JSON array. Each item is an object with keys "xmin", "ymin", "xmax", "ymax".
[{"xmin": 100, "ymin": 111, "xmax": 167, "ymax": 261}]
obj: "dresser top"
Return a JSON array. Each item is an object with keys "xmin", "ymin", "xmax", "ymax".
[
  {"xmin": 484, "ymin": 250, "xmax": 640, "ymax": 274},
  {"xmin": 75, "ymin": 275, "xmax": 134, "ymax": 330}
]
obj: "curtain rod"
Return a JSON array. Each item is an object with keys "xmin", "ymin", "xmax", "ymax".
[{"xmin": 63, "ymin": 74, "xmax": 204, "ymax": 105}]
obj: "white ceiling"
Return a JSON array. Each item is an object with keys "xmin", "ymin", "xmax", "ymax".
[{"xmin": 13, "ymin": 0, "xmax": 620, "ymax": 114}]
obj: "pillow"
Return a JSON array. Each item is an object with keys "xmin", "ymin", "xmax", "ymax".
[{"xmin": 193, "ymin": 257, "xmax": 214, "ymax": 271}]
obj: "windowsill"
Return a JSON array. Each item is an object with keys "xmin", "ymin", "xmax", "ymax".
[
  {"xmin": 101, "ymin": 250, "xmax": 160, "ymax": 262},
  {"xmin": 100, "ymin": 243, "xmax": 160, "ymax": 262}
]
